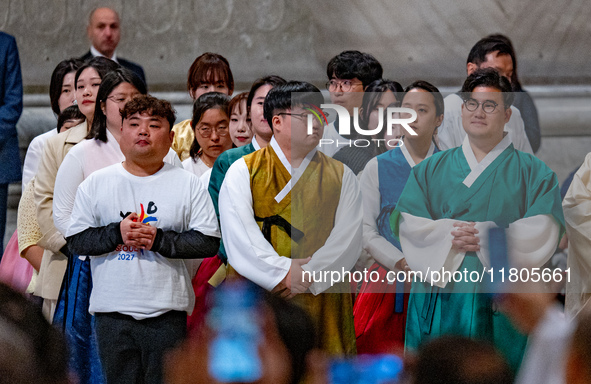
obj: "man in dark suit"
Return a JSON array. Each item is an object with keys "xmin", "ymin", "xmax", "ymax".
[
  {"xmin": 0, "ymin": 31, "xmax": 23, "ymax": 253},
  {"xmin": 80, "ymin": 7, "xmax": 146, "ymax": 86}
]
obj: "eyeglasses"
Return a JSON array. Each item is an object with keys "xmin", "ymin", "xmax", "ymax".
[
  {"xmin": 198, "ymin": 126, "xmax": 229, "ymax": 137},
  {"xmin": 276, "ymin": 112, "xmax": 314, "ymax": 121},
  {"xmin": 106, "ymin": 95, "xmax": 133, "ymax": 105},
  {"xmin": 463, "ymin": 98, "xmax": 500, "ymax": 114},
  {"xmin": 325, "ymin": 79, "xmax": 363, "ymax": 92}
]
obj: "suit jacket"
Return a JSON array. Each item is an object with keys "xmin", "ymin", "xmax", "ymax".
[
  {"xmin": 0, "ymin": 32, "xmax": 23, "ymax": 184},
  {"xmin": 80, "ymin": 50, "xmax": 146, "ymax": 86}
]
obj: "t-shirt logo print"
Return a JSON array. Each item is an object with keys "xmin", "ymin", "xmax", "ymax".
[
  {"xmin": 138, "ymin": 202, "xmax": 158, "ymax": 224},
  {"xmin": 115, "ymin": 202, "xmax": 158, "ymax": 260}
]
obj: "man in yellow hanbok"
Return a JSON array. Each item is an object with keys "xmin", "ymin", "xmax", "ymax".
[{"xmin": 219, "ymin": 81, "xmax": 362, "ymax": 355}]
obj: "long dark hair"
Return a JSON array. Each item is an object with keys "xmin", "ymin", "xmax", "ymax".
[
  {"xmin": 359, "ymin": 79, "xmax": 404, "ymax": 130},
  {"xmin": 74, "ymin": 57, "xmax": 120, "ymax": 125},
  {"xmin": 87, "ymin": 68, "xmax": 147, "ymax": 142},
  {"xmin": 74, "ymin": 56, "xmax": 120, "ymax": 86},
  {"xmin": 189, "ymin": 92, "xmax": 230, "ymax": 160},
  {"xmin": 49, "ymin": 58, "xmax": 84, "ymax": 115}
]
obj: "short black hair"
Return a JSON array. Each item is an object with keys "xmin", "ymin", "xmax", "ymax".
[
  {"xmin": 467, "ymin": 36, "xmax": 516, "ymax": 70},
  {"xmin": 264, "ymin": 293, "xmax": 317, "ymax": 384},
  {"xmin": 460, "ymin": 68, "xmax": 514, "ymax": 108},
  {"xmin": 403, "ymin": 80, "xmax": 445, "ymax": 116},
  {"xmin": 120, "ymin": 95, "xmax": 176, "ymax": 131},
  {"xmin": 326, "ymin": 50, "xmax": 383, "ymax": 88},
  {"xmin": 359, "ymin": 79, "xmax": 404, "ymax": 129},
  {"xmin": 246, "ymin": 75, "xmax": 287, "ymax": 110},
  {"xmin": 0, "ymin": 283, "xmax": 69, "ymax": 384},
  {"xmin": 57, "ymin": 105, "xmax": 85, "ymax": 132},
  {"xmin": 412, "ymin": 336, "xmax": 513, "ymax": 384},
  {"xmin": 49, "ymin": 58, "xmax": 84, "ymax": 115},
  {"xmin": 485, "ymin": 33, "xmax": 522, "ymax": 89},
  {"xmin": 263, "ymin": 81, "xmax": 324, "ymax": 129}
]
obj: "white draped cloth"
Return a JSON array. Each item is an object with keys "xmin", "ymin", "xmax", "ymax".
[
  {"xmin": 563, "ymin": 152, "xmax": 591, "ymax": 317},
  {"xmin": 400, "ymin": 136, "xmax": 559, "ymax": 288}
]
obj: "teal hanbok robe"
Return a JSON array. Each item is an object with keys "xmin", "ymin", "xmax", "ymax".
[{"xmin": 391, "ymin": 136, "xmax": 565, "ymax": 370}]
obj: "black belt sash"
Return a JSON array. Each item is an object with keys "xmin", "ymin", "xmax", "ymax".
[{"xmin": 255, "ymin": 215, "xmax": 304, "ymax": 243}]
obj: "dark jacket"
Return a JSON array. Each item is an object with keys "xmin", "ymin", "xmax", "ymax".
[
  {"xmin": 79, "ymin": 50, "xmax": 147, "ymax": 87},
  {"xmin": 0, "ymin": 32, "xmax": 23, "ymax": 184}
]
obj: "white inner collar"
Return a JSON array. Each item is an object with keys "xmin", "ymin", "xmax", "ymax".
[
  {"xmin": 251, "ymin": 136, "xmax": 261, "ymax": 151},
  {"xmin": 461, "ymin": 134, "xmax": 512, "ymax": 187},
  {"xmin": 400, "ymin": 141, "xmax": 435, "ymax": 168},
  {"xmin": 90, "ymin": 46, "xmax": 118, "ymax": 63},
  {"xmin": 270, "ymin": 137, "xmax": 291, "ymax": 175},
  {"xmin": 271, "ymin": 137, "xmax": 318, "ymax": 203}
]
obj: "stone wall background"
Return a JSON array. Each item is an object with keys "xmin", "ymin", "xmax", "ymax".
[
  {"xmin": 2, "ymin": 0, "xmax": 590, "ymax": 90},
  {"xmin": 2, "ymin": 0, "xmax": 591, "ymax": 248}
]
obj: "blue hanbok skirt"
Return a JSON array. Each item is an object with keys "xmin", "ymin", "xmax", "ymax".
[{"xmin": 54, "ymin": 255, "xmax": 104, "ymax": 384}]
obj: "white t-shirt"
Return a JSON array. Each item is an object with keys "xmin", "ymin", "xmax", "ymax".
[
  {"xmin": 182, "ymin": 156, "xmax": 211, "ymax": 178},
  {"xmin": 53, "ymin": 130, "xmax": 181, "ymax": 236},
  {"xmin": 67, "ymin": 162, "xmax": 220, "ymax": 320},
  {"xmin": 200, "ymin": 168, "xmax": 212, "ymax": 187},
  {"xmin": 437, "ymin": 93, "xmax": 533, "ymax": 154}
]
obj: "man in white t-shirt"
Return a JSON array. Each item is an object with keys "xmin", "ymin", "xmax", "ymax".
[
  {"xmin": 66, "ymin": 95, "xmax": 220, "ymax": 384},
  {"xmin": 438, "ymin": 37, "xmax": 533, "ymax": 154}
]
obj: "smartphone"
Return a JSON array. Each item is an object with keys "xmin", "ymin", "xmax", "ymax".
[
  {"xmin": 330, "ymin": 354, "xmax": 403, "ymax": 384},
  {"xmin": 487, "ymin": 227, "xmax": 509, "ymax": 295},
  {"xmin": 208, "ymin": 280, "xmax": 263, "ymax": 383}
]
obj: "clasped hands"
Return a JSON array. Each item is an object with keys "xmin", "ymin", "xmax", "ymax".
[
  {"xmin": 120, "ymin": 213, "xmax": 157, "ymax": 251},
  {"xmin": 451, "ymin": 221, "xmax": 480, "ymax": 253},
  {"xmin": 272, "ymin": 257, "xmax": 312, "ymax": 300}
]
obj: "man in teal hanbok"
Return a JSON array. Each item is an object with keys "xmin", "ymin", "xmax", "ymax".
[{"xmin": 392, "ymin": 68, "xmax": 564, "ymax": 369}]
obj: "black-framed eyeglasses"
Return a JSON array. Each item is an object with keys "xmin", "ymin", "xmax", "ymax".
[
  {"xmin": 276, "ymin": 112, "xmax": 312, "ymax": 121},
  {"xmin": 198, "ymin": 126, "xmax": 229, "ymax": 137},
  {"xmin": 325, "ymin": 79, "xmax": 362, "ymax": 92},
  {"xmin": 463, "ymin": 98, "xmax": 500, "ymax": 114}
]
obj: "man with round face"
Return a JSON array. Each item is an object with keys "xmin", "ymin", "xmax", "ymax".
[
  {"xmin": 66, "ymin": 95, "xmax": 220, "ymax": 384},
  {"xmin": 461, "ymin": 85, "xmax": 512, "ymax": 150},
  {"xmin": 392, "ymin": 68, "xmax": 564, "ymax": 370},
  {"xmin": 437, "ymin": 36, "xmax": 532, "ymax": 154},
  {"xmin": 80, "ymin": 7, "xmax": 146, "ymax": 85},
  {"xmin": 219, "ymin": 81, "xmax": 363, "ymax": 356},
  {"xmin": 118, "ymin": 103, "xmax": 175, "ymax": 174}
]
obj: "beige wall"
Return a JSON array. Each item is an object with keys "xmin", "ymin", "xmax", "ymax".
[{"xmin": 3, "ymin": 0, "xmax": 590, "ymax": 90}]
